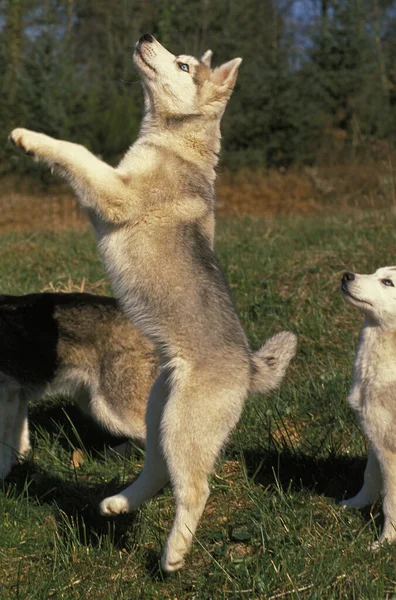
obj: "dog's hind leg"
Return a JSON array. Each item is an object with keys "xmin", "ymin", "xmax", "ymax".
[
  {"xmin": 159, "ymin": 372, "xmax": 246, "ymax": 572},
  {"xmin": 0, "ymin": 383, "xmax": 9, "ymax": 477},
  {"xmin": 341, "ymin": 445, "xmax": 382, "ymax": 509},
  {"xmin": 99, "ymin": 370, "xmax": 170, "ymax": 515},
  {"xmin": 13, "ymin": 390, "xmax": 31, "ymax": 464}
]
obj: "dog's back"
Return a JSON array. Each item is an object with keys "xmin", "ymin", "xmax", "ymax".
[{"xmin": 0, "ymin": 293, "xmax": 158, "ymax": 478}]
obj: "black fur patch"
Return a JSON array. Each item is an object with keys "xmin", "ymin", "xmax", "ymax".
[{"xmin": 0, "ymin": 293, "xmax": 117, "ymax": 385}]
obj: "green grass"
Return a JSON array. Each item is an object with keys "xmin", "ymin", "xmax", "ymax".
[{"xmin": 1, "ymin": 210, "xmax": 396, "ymax": 599}]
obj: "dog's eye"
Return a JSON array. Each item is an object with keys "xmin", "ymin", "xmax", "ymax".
[
  {"xmin": 178, "ymin": 63, "xmax": 189, "ymax": 73},
  {"xmin": 382, "ymin": 279, "xmax": 394, "ymax": 287}
]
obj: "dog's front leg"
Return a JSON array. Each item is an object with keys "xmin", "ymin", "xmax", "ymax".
[
  {"xmin": 9, "ymin": 128, "xmax": 131, "ymax": 223},
  {"xmin": 0, "ymin": 381, "xmax": 21, "ymax": 478},
  {"xmin": 340, "ymin": 445, "xmax": 382, "ymax": 509},
  {"xmin": 372, "ymin": 447, "xmax": 396, "ymax": 549},
  {"xmin": 13, "ymin": 390, "xmax": 31, "ymax": 462}
]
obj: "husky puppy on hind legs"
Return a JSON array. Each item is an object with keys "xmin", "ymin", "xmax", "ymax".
[{"xmin": 10, "ymin": 35, "xmax": 297, "ymax": 571}]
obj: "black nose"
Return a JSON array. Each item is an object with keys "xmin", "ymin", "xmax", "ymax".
[
  {"xmin": 139, "ymin": 33, "xmax": 154, "ymax": 44},
  {"xmin": 342, "ymin": 272, "xmax": 355, "ymax": 283}
]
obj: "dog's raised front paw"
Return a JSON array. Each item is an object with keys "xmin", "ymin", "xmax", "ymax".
[
  {"xmin": 99, "ymin": 494, "xmax": 130, "ymax": 516},
  {"xmin": 9, "ymin": 128, "xmax": 36, "ymax": 155}
]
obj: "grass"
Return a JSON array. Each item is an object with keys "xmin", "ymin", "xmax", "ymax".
[{"xmin": 1, "ymin": 209, "xmax": 396, "ymax": 598}]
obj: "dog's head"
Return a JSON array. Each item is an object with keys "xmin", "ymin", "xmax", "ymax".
[
  {"xmin": 341, "ymin": 267, "xmax": 396, "ymax": 326},
  {"xmin": 133, "ymin": 34, "xmax": 242, "ymax": 120}
]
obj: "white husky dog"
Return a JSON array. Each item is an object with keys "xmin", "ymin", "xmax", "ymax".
[
  {"xmin": 9, "ymin": 35, "xmax": 296, "ymax": 571},
  {"xmin": 341, "ymin": 267, "xmax": 396, "ymax": 547}
]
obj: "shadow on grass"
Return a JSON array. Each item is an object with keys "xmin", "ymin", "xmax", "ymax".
[
  {"xmin": 29, "ymin": 400, "xmax": 131, "ymax": 456},
  {"xmin": 4, "ymin": 459, "xmax": 140, "ymax": 548},
  {"xmin": 242, "ymin": 447, "xmax": 384, "ymax": 535},
  {"xmin": 243, "ymin": 447, "xmax": 367, "ymax": 501},
  {"xmin": 4, "ymin": 402, "xmax": 379, "ymax": 560},
  {"xmin": 3, "ymin": 401, "xmax": 146, "ymax": 551}
]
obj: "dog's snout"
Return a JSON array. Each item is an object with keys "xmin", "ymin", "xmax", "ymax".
[
  {"xmin": 139, "ymin": 33, "xmax": 154, "ymax": 44},
  {"xmin": 342, "ymin": 272, "xmax": 355, "ymax": 284}
]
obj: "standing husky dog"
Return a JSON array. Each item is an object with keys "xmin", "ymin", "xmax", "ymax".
[
  {"xmin": 0, "ymin": 293, "xmax": 157, "ymax": 478},
  {"xmin": 341, "ymin": 268, "xmax": 396, "ymax": 548},
  {"xmin": 10, "ymin": 35, "xmax": 297, "ymax": 571}
]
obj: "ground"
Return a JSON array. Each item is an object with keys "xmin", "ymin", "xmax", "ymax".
[{"xmin": 0, "ymin": 209, "xmax": 396, "ymax": 599}]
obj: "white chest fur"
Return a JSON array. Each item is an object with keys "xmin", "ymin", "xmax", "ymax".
[
  {"xmin": 348, "ymin": 320, "xmax": 396, "ymax": 445},
  {"xmin": 352, "ymin": 323, "xmax": 396, "ymax": 396}
]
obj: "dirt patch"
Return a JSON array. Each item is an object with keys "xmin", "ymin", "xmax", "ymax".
[
  {"xmin": 1, "ymin": 162, "xmax": 396, "ymax": 232},
  {"xmin": 0, "ymin": 190, "xmax": 86, "ymax": 232}
]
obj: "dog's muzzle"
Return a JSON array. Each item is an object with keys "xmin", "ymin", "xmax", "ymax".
[{"xmin": 341, "ymin": 271, "xmax": 355, "ymax": 292}]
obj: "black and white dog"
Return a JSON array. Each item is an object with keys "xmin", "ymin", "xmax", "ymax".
[{"xmin": 0, "ymin": 292, "xmax": 157, "ymax": 477}]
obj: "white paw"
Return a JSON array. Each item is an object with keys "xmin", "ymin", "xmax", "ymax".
[
  {"xmin": 18, "ymin": 444, "xmax": 32, "ymax": 459},
  {"xmin": 369, "ymin": 540, "xmax": 382, "ymax": 553},
  {"xmin": 339, "ymin": 498, "xmax": 356, "ymax": 508},
  {"xmin": 339, "ymin": 496, "xmax": 368, "ymax": 509},
  {"xmin": 161, "ymin": 550, "xmax": 185, "ymax": 573},
  {"xmin": 99, "ymin": 494, "xmax": 131, "ymax": 516},
  {"xmin": 370, "ymin": 533, "xmax": 396, "ymax": 552},
  {"xmin": 9, "ymin": 128, "xmax": 37, "ymax": 155}
]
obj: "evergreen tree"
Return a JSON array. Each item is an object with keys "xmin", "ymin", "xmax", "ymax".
[{"xmin": 1, "ymin": 0, "xmax": 396, "ymax": 173}]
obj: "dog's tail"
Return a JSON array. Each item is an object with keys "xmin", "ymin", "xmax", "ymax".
[{"xmin": 250, "ymin": 331, "xmax": 297, "ymax": 395}]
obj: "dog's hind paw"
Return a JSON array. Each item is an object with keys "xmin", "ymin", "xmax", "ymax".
[
  {"xmin": 161, "ymin": 544, "xmax": 186, "ymax": 573},
  {"xmin": 99, "ymin": 494, "xmax": 131, "ymax": 516},
  {"xmin": 161, "ymin": 553, "xmax": 185, "ymax": 573}
]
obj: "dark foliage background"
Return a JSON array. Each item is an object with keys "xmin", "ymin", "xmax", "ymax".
[{"xmin": 1, "ymin": 0, "xmax": 396, "ymax": 174}]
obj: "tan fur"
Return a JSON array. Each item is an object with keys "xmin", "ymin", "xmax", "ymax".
[
  {"xmin": 340, "ymin": 267, "xmax": 396, "ymax": 548},
  {"xmin": 9, "ymin": 35, "xmax": 296, "ymax": 571},
  {"xmin": 0, "ymin": 293, "xmax": 157, "ymax": 477}
]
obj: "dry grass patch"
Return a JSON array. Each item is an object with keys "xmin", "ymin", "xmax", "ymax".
[
  {"xmin": 216, "ymin": 161, "xmax": 396, "ymax": 217},
  {"xmin": 0, "ymin": 184, "xmax": 86, "ymax": 233},
  {"xmin": 216, "ymin": 168, "xmax": 320, "ymax": 216},
  {"xmin": 270, "ymin": 417, "xmax": 307, "ymax": 449},
  {"xmin": 41, "ymin": 276, "xmax": 108, "ymax": 295},
  {"xmin": 2, "ymin": 161, "xmax": 396, "ymax": 233}
]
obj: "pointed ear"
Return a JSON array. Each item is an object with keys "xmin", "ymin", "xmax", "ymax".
[
  {"xmin": 210, "ymin": 57, "xmax": 242, "ymax": 89},
  {"xmin": 200, "ymin": 49, "xmax": 213, "ymax": 68}
]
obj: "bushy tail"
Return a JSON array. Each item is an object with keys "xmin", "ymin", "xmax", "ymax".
[{"xmin": 250, "ymin": 331, "xmax": 297, "ymax": 395}]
